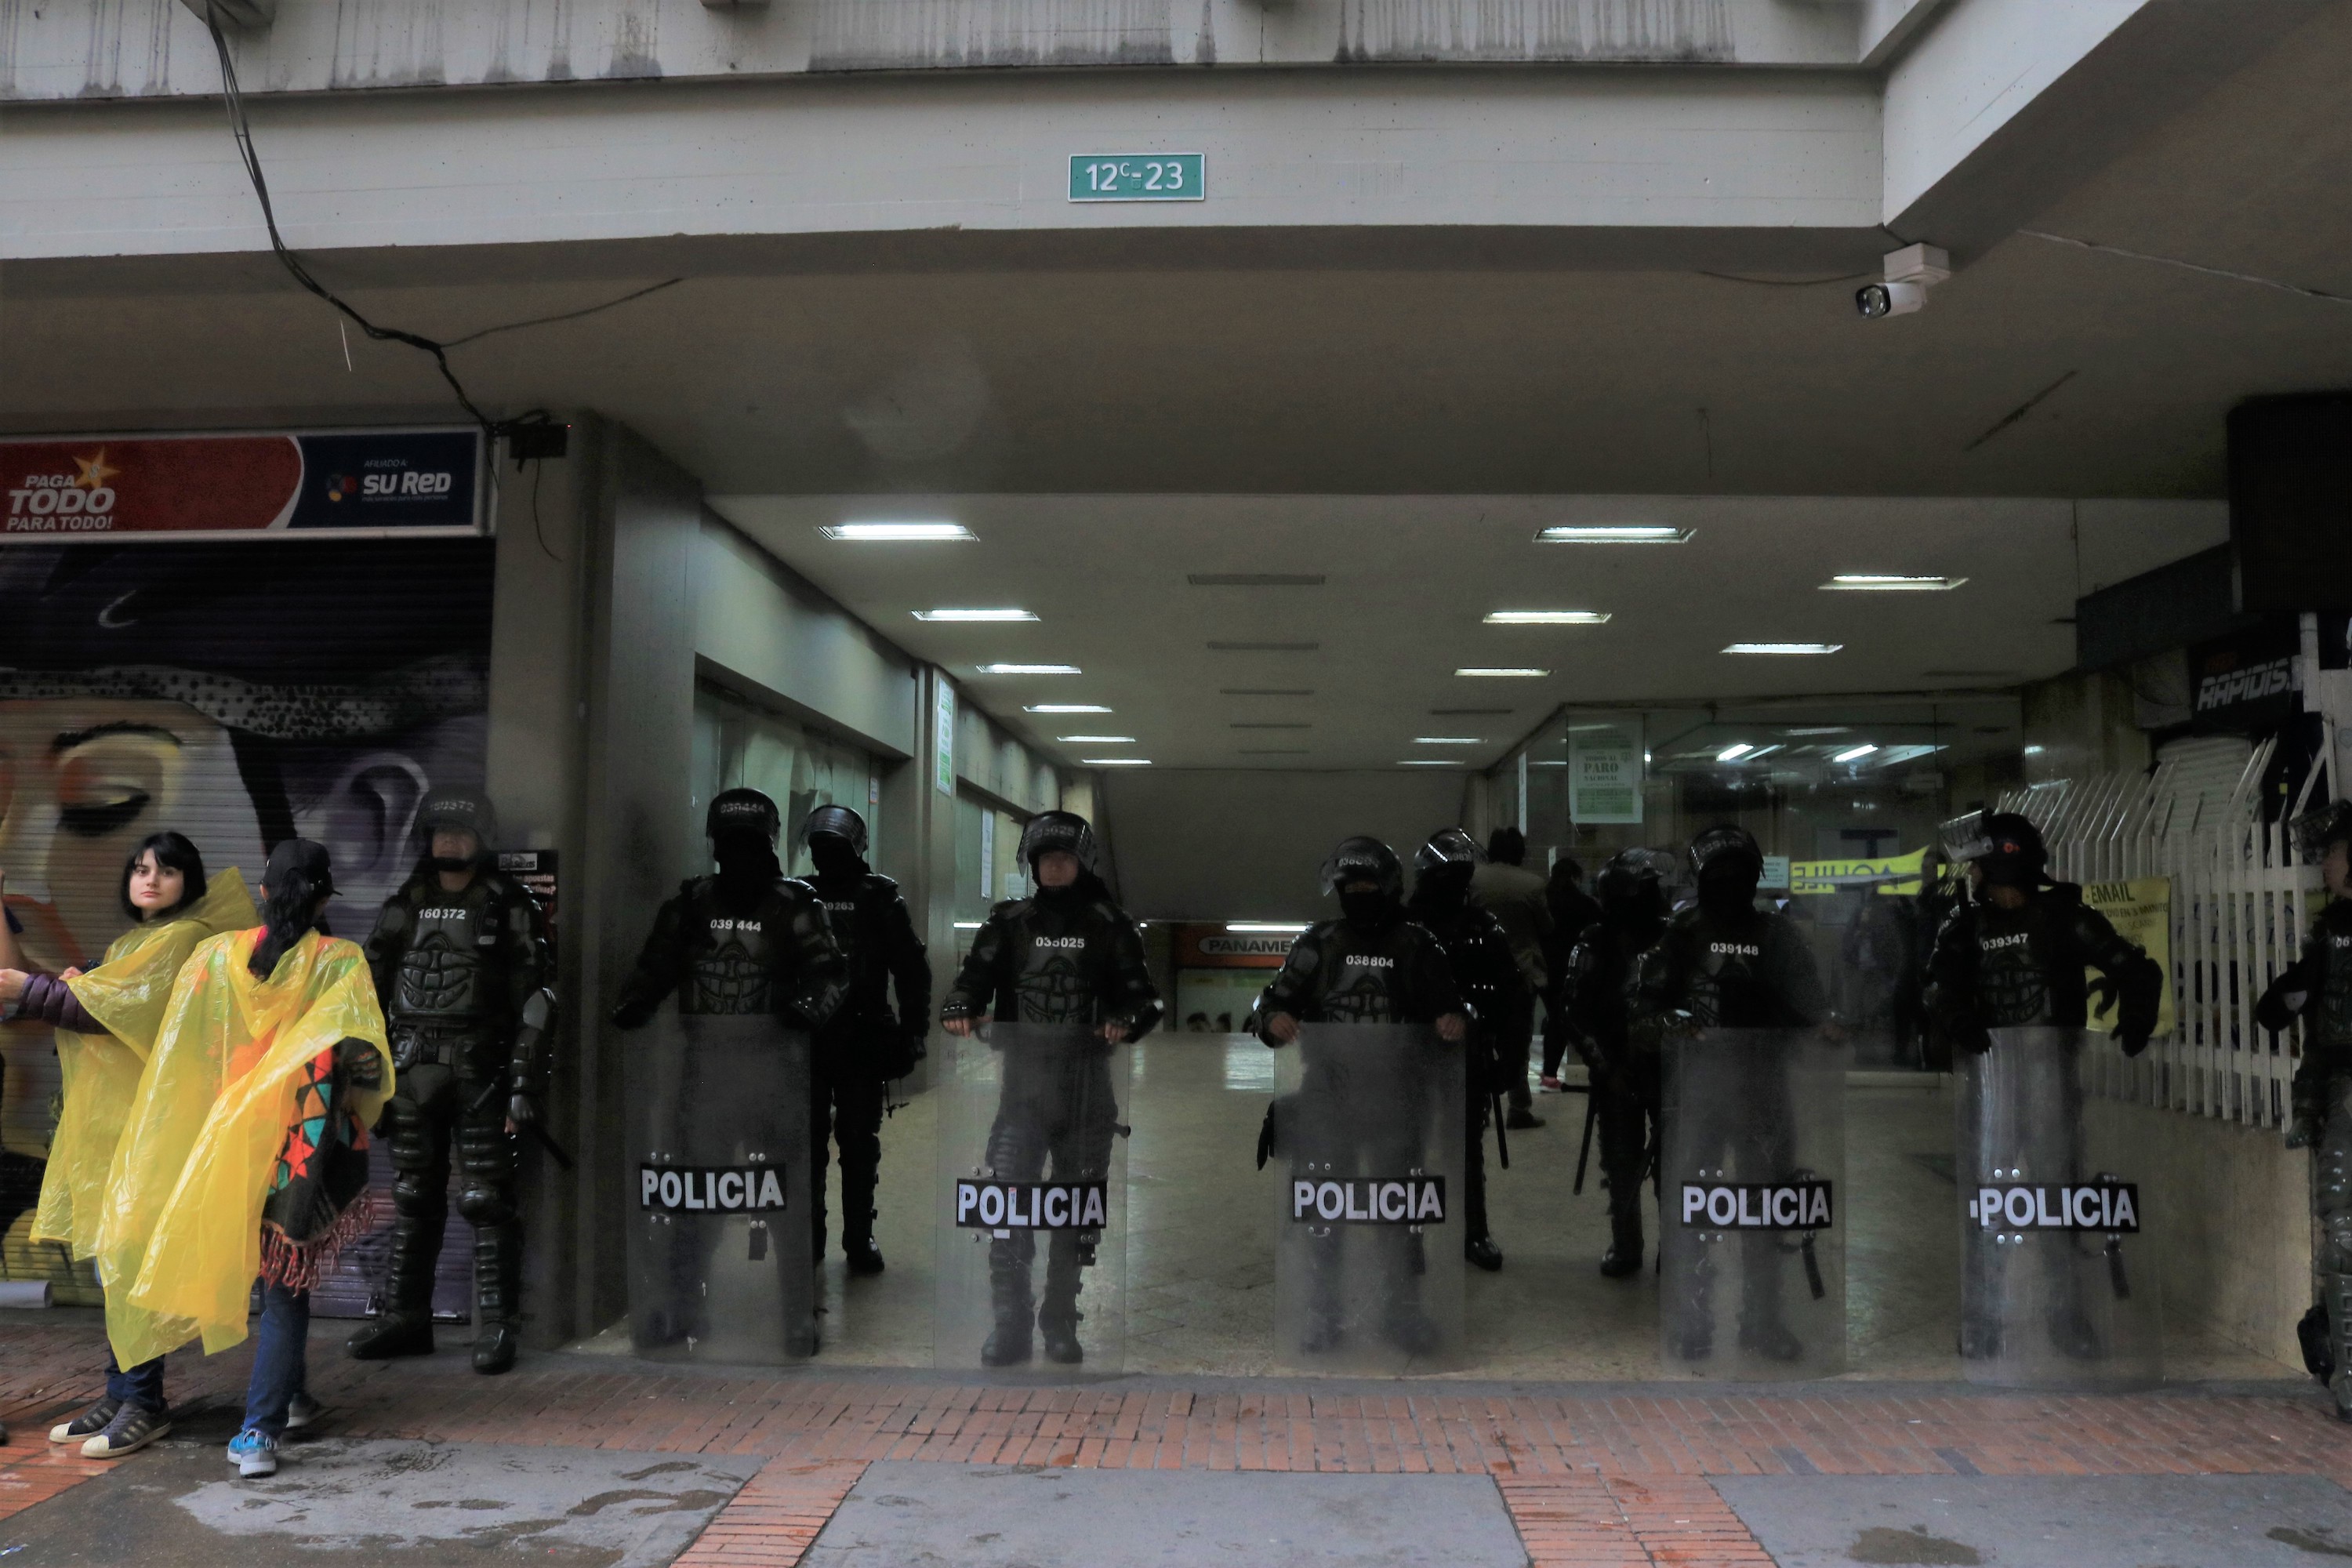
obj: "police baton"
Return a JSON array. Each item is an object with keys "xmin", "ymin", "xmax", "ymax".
[
  {"xmin": 472, "ymin": 1080, "xmax": 576, "ymax": 1171},
  {"xmin": 1572, "ymin": 1088, "xmax": 1599, "ymax": 1196}
]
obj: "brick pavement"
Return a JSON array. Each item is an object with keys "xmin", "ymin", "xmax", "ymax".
[{"xmin": 4, "ymin": 1313, "xmax": 2346, "ymax": 1566}]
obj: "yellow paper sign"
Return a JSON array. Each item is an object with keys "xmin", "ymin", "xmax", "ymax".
[
  {"xmin": 1787, "ymin": 847, "xmax": 1929, "ymax": 898},
  {"xmin": 2080, "ymin": 876, "xmax": 2175, "ymax": 1036}
]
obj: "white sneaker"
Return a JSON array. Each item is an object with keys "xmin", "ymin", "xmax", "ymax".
[
  {"xmin": 285, "ymin": 1392, "xmax": 321, "ymax": 1432},
  {"xmin": 227, "ymin": 1428, "xmax": 279, "ymax": 1478}
]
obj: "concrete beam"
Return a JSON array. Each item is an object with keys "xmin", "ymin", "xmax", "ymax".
[
  {"xmin": 1882, "ymin": 0, "xmax": 2328, "ymax": 256},
  {"xmin": 0, "ymin": 69, "xmax": 1882, "ymax": 263}
]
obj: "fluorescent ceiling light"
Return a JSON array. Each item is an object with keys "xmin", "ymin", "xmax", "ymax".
[
  {"xmin": 1058, "ymin": 735, "xmax": 1134, "ymax": 743},
  {"xmin": 1783, "ymin": 726, "xmax": 1849, "ymax": 736},
  {"xmin": 1536, "ymin": 524, "xmax": 1692, "ymax": 543},
  {"xmin": 1717, "ymin": 742, "xmax": 1755, "ymax": 762},
  {"xmin": 820, "ymin": 521, "xmax": 974, "ymax": 542},
  {"xmin": 953, "ymin": 920, "xmax": 984, "ymax": 930},
  {"xmin": 1084, "ymin": 757, "xmax": 1153, "ymax": 766},
  {"xmin": 1414, "ymin": 737, "xmax": 1483, "ymax": 746},
  {"xmin": 1722, "ymin": 643, "xmax": 1843, "ymax": 655},
  {"xmin": 978, "ymin": 663, "xmax": 1080, "ymax": 675},
  {"xmin": 1399, "ymin": 760, "xmax": 1464, "ymax": 766},
  {"xmin": 1483, "ymin": 611, "xmax": 1611, "ymax": 626},
  {"xmin": 1831, "ymin": 743, "xmax": 1880, "ymax": 763},
  {"xmin": 1227, "ymin": 922, "xmax": 1309, "ymax": 934},
  {"xmin": 1456, "ymin": 667, "xmax": 1551, "ymax": 678},
  {"xmin": 914, "ymin": 608, "xmax": 1037, "ymax": 622},
  {"xmin": 1027, "ymin": 703, "xmax": 1110, "ymax": 714},
  {"xmin": 1820, "ymin": 575, "xmax": 1968, "ymax": 592}
]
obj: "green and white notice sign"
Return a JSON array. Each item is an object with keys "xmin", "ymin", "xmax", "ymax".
[
  {"xmin": 1069, "ymin": 154, "xmax": 1205, "ymax": 201},
  {"xmin": 1570, "ymin": 720, "xmax": 1644, "ymax": 825}
]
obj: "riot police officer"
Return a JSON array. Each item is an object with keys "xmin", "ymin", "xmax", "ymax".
[
  {"xmin": 1256, "ymin": 836, "xmax": 1468, "ymax": 1353},
  {"xmin": 2258, "ymin": 800, "xmax": 2352, "ymax": 1417},
  {"xmin": 1632, "ymin": 824, "xmax": 1831, "ymax": 1362},
  {"xmin": 940, "ymin": 810, "xmax": 1160, "ymax": 1367},
  {"xmin": 1563, "ymin": 848, "xmax": 1675, "ymax": 1278},
  {"xmin": 798, "ymin": 804, "xmax": 931, "ymax": 1275},
  {"xmin": 349, "ymin": 790, "xmax": 553, "ymax": 1374},
  {"xmin": 1404, "ymin": 828, "xmax": 1525, "ymax": 1271},
  {"xmin": 610, "ymin": 788, "xmax": 848, "ymax": 1032},
  {"xmin": 608, "ymin": 789, "xmax": 846, "ymax": 1356},
  {"xmin": 1922, "ymin": 810, "xmax": 2161, "ymax": 1364}
]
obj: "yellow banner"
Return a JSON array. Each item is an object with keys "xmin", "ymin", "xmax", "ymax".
[
  {"xmin": 1787, "ymin": 847, "xmax": 1929, "ymax": 897},
  {"xmin": 2081, "ymin": 875, "xmax": 2176, "ymax": 1037}
]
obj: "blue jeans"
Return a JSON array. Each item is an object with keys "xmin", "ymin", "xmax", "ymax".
[
  {"xmin": 241, "ymin": 1283, "xmax": 310, "ymax": 1439},
  {"xmin": 103, "ymin": 1350, "xmax": 165, "ymax": 1413}
]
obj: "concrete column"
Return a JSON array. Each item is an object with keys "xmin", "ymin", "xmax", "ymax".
[
  {"xmin": 569, "ymin": 422, "xmax": 706, "ymax": 1337},
  {"xmin": 484, "ymin": 413, "xmax": 596, "ymax": 1349}
]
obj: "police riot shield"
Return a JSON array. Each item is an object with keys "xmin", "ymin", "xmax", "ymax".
[
  {"xmin": 1956, "ymin": 1026, "xmax": 2160, "ymax": 1388},
  {"xmin": 1269, "ymin": 1024, "xmax": 1467, "ymax": 1373},
  {"xmin": 624, "ymin": 1012, "xmax": 815, "ymax": 1363},
  {"xmin": 1661, "ymin": 1027, "xmax": 1847, "ymax": 1379},
  {"xmin": 935, "ymin": 1023, "xmax": 1131, "ymax": 1373}
]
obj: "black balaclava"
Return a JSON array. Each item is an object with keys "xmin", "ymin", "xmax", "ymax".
[
  {"xmin": 1033, "ymin": 853, "xmax": 1089, "ymax": 907},
  {"xmin": 714, "ymin": 829, "xmax": 781, "ymax": 910},
  {"xmin": 1340, "ymin": 884, "xmax": 1390, "ymax": 930},
  {"xmin": 808, "ymin": 833, "xmax": 864, "ymax": 885},
  {"xmin": 429, "ymin": 841, "xmax": 480, "ymax": 875},
  {"xmin": 1697, "ymin": 864, "xmax": 1759, "ymax": 921},
  {"xmin": 1415, "ymin": 862, "xmax": 1474, "ymax": 913}
]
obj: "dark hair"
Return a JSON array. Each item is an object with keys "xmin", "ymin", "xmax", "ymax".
[
  {"xmin": 1548, "ymin": 856, "xmax": 1585, "ymax": 887},
  {"xmin": 118, "ymin": 832, "xmax": 208, "ymax": 924},
  {"xmin": 252, "ymin": 840, "xmax": 335, "ymax": 979},
  {"xmin": 1487, "ymin": 826, "xmax": 1527, "ymax": 866}
]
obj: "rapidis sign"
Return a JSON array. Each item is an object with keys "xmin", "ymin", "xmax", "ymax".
[{"xmin": 0, "ymin": 428, "xmax": 482, "ymax": 540}]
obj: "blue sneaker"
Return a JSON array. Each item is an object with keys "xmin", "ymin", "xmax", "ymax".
[
  {"xmin": 226, "ymin": 1428, "xmax": 278, "ymax": 1478},
  {"xmin": 285, "ymin": 1393, "xmax": 321, "ymax": 1432}
]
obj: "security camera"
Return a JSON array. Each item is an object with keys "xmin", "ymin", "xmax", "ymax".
[
  {"xmin": 1856, "ymin": 281, "xmax": 1926, "ymax": 318},
  {"xmin": 1856, "ymin": 242, "xmax": 1950, "ymax": 319}
]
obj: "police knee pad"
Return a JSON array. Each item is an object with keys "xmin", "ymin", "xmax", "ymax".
[
  {"xmin": 390, "ymin": 1167, "xmax": 443, "ymax": 1210},
  {"xmin": 458, "ymin": 1183, "xmax": 518, "ymax": 1227}
]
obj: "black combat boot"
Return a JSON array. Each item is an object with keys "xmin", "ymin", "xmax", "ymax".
[
  {"xmin": 472, "ymin": 1221, "xmax": 522, "ymax": 1374},
  {"xmin": 982, "ymin": 1254, "xmax": 1034, "ymax": 1367}
]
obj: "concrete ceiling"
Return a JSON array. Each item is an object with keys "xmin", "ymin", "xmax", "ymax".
[{"xmin": 714, "ymin": 492, "xmax": 2220, "ymax": 770}]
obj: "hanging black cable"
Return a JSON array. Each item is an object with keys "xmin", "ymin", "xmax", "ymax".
[{"xmin": 202, "ymin": 16, "xmax": 676, "ymax": 443}]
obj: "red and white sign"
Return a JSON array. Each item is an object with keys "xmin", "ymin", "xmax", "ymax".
[{"xmin": 0, "ymin": 428, "xmax": 482, "ymax": 542}]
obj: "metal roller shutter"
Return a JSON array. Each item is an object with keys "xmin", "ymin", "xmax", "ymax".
[{"xmin": 0, "ymin": 535, "xmax": 496, "ymax": 1319}]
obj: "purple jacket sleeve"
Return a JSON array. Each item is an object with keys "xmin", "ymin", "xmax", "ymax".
[{"xmin": 22, "ymin": 972, "xmax": 105, "ymax": 1035}]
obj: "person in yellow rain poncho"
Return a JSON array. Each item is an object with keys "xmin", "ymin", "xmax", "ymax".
[
  {"xmin": 0, "ymin": 833, "xmax": 254, "ymax": 1461},
  {"xmin": 100, "ymin": 839, "xmax": 391, "ymax": 1481}
]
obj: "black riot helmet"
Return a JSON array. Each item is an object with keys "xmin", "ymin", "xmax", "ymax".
[
  {"xmin": 1595, "ymin": 848, "xmax": 1675, "ymax": 941},
  {"xmin": 706, "ymin": 787, "xmax": 782, "ymax": 845},
  {"xmin": 1319, "ymin": 835, "xmax": 1403, "ymax": 902},
  {"xmin": 1595, "ymin": 848, "xmax": 1672, "ymax": 911},
  {"xmin": 415, "ymin": 788, "xmax": 498, "ymax": 856},
  {"xmin": 799, "ymin": 802, "xmax": 869, "ymax": 857},
  {"xmin": 1018, "ymin": 810, "xmax": 1099, "ymax": 874},
  {"xmin": 1944, "ymin": 809, "xmax": 2047, "ymax": 889},
  {"xmin": 1414, "ymin": 826, "xmax": 1485, "ymax": 879},
  {"xmin": 2293, "ymin": 800, "xmax": 2352, "ymax": 864},
  {"xmin": 1687, "ymin": 825, "xmax": 1764, "ymax": 884}
]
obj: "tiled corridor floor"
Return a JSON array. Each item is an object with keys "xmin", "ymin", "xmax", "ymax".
[{"xmin": 738, "ymin": 1035, "xmax": 2292, "ymax": 1381}]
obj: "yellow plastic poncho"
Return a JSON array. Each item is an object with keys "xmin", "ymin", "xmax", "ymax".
[
  {"xmin": 31, "ymin": 869, "xmax": 257, "ymax": 1261},
  {"xmin": 99, "ymin": 927, "xmax": 390, "ymax": 1368}
]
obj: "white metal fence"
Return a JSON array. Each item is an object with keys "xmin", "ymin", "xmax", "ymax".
[{"xmin": 2002, "ymin": 740, "xmax": 2325, "ymax": 1128}]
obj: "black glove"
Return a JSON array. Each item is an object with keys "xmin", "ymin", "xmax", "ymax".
[{"xmin": 2257, "ymin": 984, "xmax": 2306, "ymax": 1036}]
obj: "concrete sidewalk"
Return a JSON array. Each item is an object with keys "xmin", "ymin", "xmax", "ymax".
[{"xmin": 3, "ymin": 1310, "xmax": 2347, "ymax": 1566}]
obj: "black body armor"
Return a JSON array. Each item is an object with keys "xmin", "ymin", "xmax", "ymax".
[
  {"xmin": 1253, "ymin": 914, "xmax": 1464, "ymax": 1031},
  {"xmin": 941, "ymin": 884, "xmax": 1162, "ymax": 1036},
  {"xmin": 612, "ymin": 876, "xmax": 848, "ymax": 1027},
  {"xmin": 1922, "ymin": 885, "xmax": 2160, "ymax": 1042},
  {"xmin": 1633, "ymin": 905, "xmax": 1829, "ymax": 1031}
]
